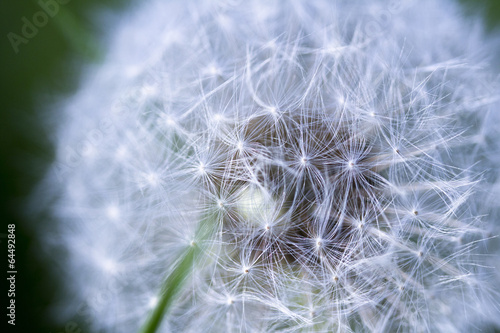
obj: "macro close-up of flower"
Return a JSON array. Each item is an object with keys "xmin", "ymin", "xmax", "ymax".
[{"xmin": 2, "ymin": 0, "xmax": 500, "ymax": 332}]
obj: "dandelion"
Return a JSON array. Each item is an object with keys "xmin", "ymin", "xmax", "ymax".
[{"xmin": 43, "ymin": 0, "xmax": 500, "ymax": 332}]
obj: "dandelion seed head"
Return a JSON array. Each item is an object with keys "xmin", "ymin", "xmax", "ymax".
[
  {"xmin": 197, "ymin": 162, "xmax": 206, "ymax": 175},
  {"xmin": 145, "ymin": 172, "xmax": 160, "ymax": 187},
  {"xmin": 98, "ymin": 257, "xmax": 119, "ymax": 275},
  {"xmin": 42, "ymin": 0, "xmax": 500, "ymax": 332},
  {"xmin": 163, "ymin": 115, "xmax": 175, "ymax": 127},
  {"xmin": 106, "ymin": 205, "xmax": 120, "ymax": 221},
  {"xmin": 212, "ymin": 113, "xmax": 224, "ymax": 123},
  {"xmin": 236, "ymin": 140, "xmax": 244, "ymax": 153},
  {"xmin": 315, "ymin": 237, "xmax": 323, "ymax": 250},
  {"xmin": 115, "ymin": 145, "xmax": 129, "ymax": 160},
  {"xmin": 148, "ymin": 296, "xmax": 159, "ymax": 309}
]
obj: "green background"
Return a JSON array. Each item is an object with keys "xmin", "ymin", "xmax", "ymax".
[{"xmin": 0, "ymin": 0, "xmax": 498, "ymax": 332}]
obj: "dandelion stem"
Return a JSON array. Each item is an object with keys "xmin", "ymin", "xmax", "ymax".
[
  {"xmin": 139, "ymin": 246, "xmax": 198, "ymax": 333},
  {"xmin": 139, "ymin": 215, "xmax": 214, "ymax": 333}
]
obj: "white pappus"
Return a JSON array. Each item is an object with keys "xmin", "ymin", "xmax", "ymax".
[{"xmin": 42, "ymin": 0, "xmax": 500, "ymax": 332}]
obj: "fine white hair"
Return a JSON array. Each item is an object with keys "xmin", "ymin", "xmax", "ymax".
[{"xmin": 42, "ymin": 0, "xmax": 500, "ymax": 332}]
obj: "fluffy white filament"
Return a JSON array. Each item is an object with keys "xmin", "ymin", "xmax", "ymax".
[{"xmin": 44, "ymin": 0, "xmax": 500, "ymax": 332}]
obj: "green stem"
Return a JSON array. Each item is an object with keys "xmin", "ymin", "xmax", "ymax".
[
  {"xmin": 139, "ymin": 245, "xmax": 199, "ymax": 333},
  {"xmin": 139, "ymin": 215, "xmax": 215, "ymax": 333}
]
